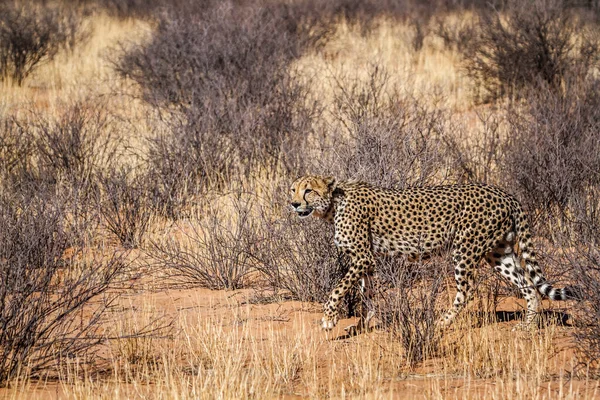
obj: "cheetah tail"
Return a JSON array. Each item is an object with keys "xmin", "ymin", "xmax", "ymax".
[{"xmin": 515, "ymin": 216, "xmax": 583, "ymax": 301}]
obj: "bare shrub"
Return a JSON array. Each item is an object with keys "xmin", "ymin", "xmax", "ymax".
[
  {"xmin": 0, "ymin": 2, "xmax": 89, "ymax": 86},
  {"xmin": 0, "ymin": 104, "xmax": 111, "ymax": 245},
  {"xmin": 113, "ymin": 2, "xmax": 326, "ymax": 113},
  {"xmin": 31, "ymin": 101, "xmax": 119, "ymax": 191},
  {"xmin": 557, "ymin": 170, "xmax": 600, "ymax": 372},
  {"xmin": 411, "ymin": 18, "xmax": 429, "ymax": 52},
  {"xmin": 99, "ymin": 168, "xmax": 153, "ymax": 249},
  {"xmin": 143, "ymin": 112, "xmax": 238, "ymax": 220},
  {"xmin": 91, "ymin": 0, "xmax": 170, "ymax": 19},
  {"xmin": 571, "ymin": 245, "xmax": 600, "ymax": 373},
  {"xmin": 443, "ymin": 111, "xmax": 505, "ymax": 184},
  {"xmin": 147, "ymin": 197, "xmax": 255, "ymax": 290},
  {"xmin": 0, "ymin": 191, "xmax": 129, "ymax": 386},
  {"xmin": 0, "ymin": 112, "xmax": 34, "ymax": 185},
  {"xmin": 14, "ymin": 101, "xmax": 120, "ymax": 244},
  {"xmin": 255, "ymin": 212, "xmax": 348, "ymax": 304},
  {"xmin": 459, "ymin": 0, "xmax": 600, "ymax": 102},
  {"xmin": 434, "ymin": 15, "xmax": 477, "ymax": 52},
  {"xmin": 90, "ymin": 0, "xmax": 237, "ymax": 19},
  {"xmin": 316, "ymin": 66, "xmax": 456, "ymax": 188},
  {"xmin": 116, "ymin": 2, "xmax": 323, "ymax": 216},
  {"xmin": 502, "ymin": 81, "xmax": 600, "ymax": 230},
  {"xmin": 327, "ymin": 0, "xmax": 445, "ymax": 28},
  {"xmin": 378, "ymin": 259, "xmax": 445, "ymax": 366},
  {"xmin": 59, "ymin": 7, "xmax": 92, "ymax": 55}
]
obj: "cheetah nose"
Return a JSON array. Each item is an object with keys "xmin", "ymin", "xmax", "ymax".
[{"xmin": 291, "ymin": 202, "xmax": 301, "ymax": 209}]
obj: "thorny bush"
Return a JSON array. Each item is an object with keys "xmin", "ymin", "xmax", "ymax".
[
  {"xmin": 99, "ymin": 168, "xmax": 153, "ymax": 249},
  {"xmin": 0, "ymin": 2, "xmax": 89, "ymax": 85},
  {"xmin": 147, "ymin": 196, "xmax": 256, "ymax": 290},
  {"xmin": 459, "ymin": 0, "xmax": 599, "ymax": 102},
  {"xmin": 378, "ymin": 259, "xmax": 445, "ymax": 366},
  {"xmin": 116, "ymin": 2, "xmax": 324, "ymax": 217},
  {"xmin": 0, "ymin": 191, "xmax": 129, "ymax": 386},
  {"xmin": 314, "ymin": 66, "xmax": 457, "ymax": 188},
  {"xmin": 503, "ymin": 81, "xmax": 600, "ymax": 232}
]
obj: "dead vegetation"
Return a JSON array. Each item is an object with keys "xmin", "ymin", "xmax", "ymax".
[{"xmin": 1, "ymin": 0, "xmax": 600, "ymax": 398}]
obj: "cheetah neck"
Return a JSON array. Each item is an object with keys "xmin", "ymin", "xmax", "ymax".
[{"xmin": 315, "ymin": 186, "xmax": 346, "ymax": 223}]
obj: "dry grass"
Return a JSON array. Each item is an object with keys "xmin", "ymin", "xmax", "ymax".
[
  {"xmin": 294, "ymin": 13, "xmax": 474, "ymax": 114},
  {"xmin": 1, "ymin": 289, "xmax": 598, "ymax": 399},
  {"xmin": 1, "ymin": 13, "xmax": 150, "ymax": 108},
  {"xmin": 1, "ymin": 7, "xmax": 599, "ymax": 400}
]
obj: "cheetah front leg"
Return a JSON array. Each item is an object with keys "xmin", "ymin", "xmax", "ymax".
[
  {"xmin": 322, "ymin": 248, "xmax": 374, "ymax": 331},
  {"xmin": 344, "ymin": 271, "xmax": 376, "ymax": 336}
]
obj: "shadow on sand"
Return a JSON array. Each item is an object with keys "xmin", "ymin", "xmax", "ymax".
[
  {"xmin": 474, "ymin": 309, "xmax": 573, "ymax": 327},
  {"xmin": 331, "ymin": 309, "xmax": 573, "ymax": 340}
]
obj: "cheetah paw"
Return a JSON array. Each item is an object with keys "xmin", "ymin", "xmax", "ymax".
[
  {"xmin": 321, "ymin": 317, "xmax": 336, "ymax": 330},
  {"xmin": 512, "ymin": 322, "xmax": 534, "ymax": 332},
  {"xmin": 322, "ymin": 302, "xmax": 338, "ymax": 331}
]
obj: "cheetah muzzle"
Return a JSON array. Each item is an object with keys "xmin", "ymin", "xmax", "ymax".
[{"xmin": 295, "ymin": 208, "xmax": 313, "ymax": 218}]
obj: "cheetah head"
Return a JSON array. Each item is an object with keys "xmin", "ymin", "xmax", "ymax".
[{"xmin": 290, "ymin": 175, "xmax": 336, "ymax": 219}]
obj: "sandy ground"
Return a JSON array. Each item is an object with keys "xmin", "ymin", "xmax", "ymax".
[{"xmin": 2, "ymin": 285, "xmax": 598, "ymax": 399}]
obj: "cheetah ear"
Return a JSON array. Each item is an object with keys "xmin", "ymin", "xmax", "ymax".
[{"xmin": 323, "ymin": 176, "xmax": 336, "ymax": 190}]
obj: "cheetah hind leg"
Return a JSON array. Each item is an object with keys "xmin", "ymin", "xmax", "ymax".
[
  {"xmin": 437, "ymin": 246, "xmax": 478, "ymax": 328},
  {"xmin": 485, "ymin": 233, "xmax": 541, "ymax": 330},
  {"xmin": 345, "ymin": 273, "xmax": 375, "ymax": 336}
]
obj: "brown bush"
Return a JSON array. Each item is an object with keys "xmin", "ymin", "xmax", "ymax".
[
  {"xmin": 314, "ymin": 66, "xmax": 457, "ymax": 188},
  {"xmin": 113, "ymin": 2, "xmax": 328, "ymax": 110},
  {"xmin": 99, "ymin": 168, "xmax": 153, "ymax": 249},
  {"xmin": 434, "ymin": 14, "xmax": 477, "ymax": 53},
  {"xmin": 0, "ymin": 191, "xmax": 129, "ymax": 385},
  {"xmin": 503, "ymin": 81, "xmax": 600, "ymax": 228},
  {"xmin": 0, "ymin": 2, "xmax": 89, "ymax": 86},
  {"xmin": 115, "ymin": 2, "xmax": 324, "ymax": 217},
  {"xmin": 0, "ymin": 112, "xmax": 34, "ymax": 186},
  {"xmin": 443, "ymin": 111, "xmax": 504, "ymax": 184},
  {"xmin": 31, "ymin": 101, "xmax": 119, "ymax": 191},
  {"xmin": 0, "ymin": 102, "xmax": 120, "ymax": 245},
  {"xmin": 254, "ymin": 209, "xmax": 348, "ymax": 304},
  {"xmin": 147, "ymin": 197, "xmax": 256, "ymax": 290},
  {"xmin": 571, "ymin": 245, "xmax": 600, "ymax": 374},
  {"xmin": 378, "ymin": 259, "xmax": 445, "ymax": 366},
  {"xmin": 459, "ymin": 0, "xmax": 599, "ymax": 102}
]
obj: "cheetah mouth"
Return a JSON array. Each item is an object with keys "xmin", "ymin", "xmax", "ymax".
[{"xmin": 296, "ymin": 209, "xmax": 313, "ymax": 218}]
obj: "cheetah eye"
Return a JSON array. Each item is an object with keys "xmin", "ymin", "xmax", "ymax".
[{"xmin": 304, "ymin": 188, "xmax": 312, "ymax": 194}]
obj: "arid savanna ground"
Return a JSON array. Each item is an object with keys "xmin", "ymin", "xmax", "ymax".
[{"xmin": 1, "ymin": 1, "xmax": 600, "ymax": 398}]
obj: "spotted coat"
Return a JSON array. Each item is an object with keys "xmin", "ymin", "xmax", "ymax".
[{"xmin": 290, "ymin": 175, "xmax": 578, "ymax": 332}]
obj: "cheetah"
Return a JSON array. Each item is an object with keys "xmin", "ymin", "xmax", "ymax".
[{"xmin": 289, "ymin": 175, "xmax": 580, "ymax": 332}]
